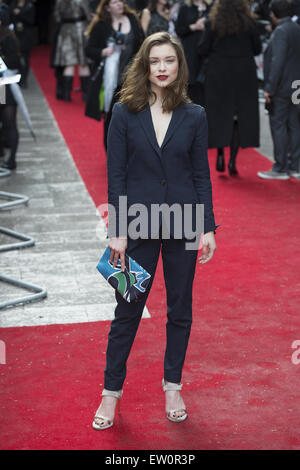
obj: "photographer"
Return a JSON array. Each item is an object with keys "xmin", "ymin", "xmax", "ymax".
[{"xmin": 85, "ymin": 0, "xmax": 144, "ymax": 150}]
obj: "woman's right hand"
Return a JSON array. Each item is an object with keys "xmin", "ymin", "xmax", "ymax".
[
  {"xmin": 102, "ymin": 46, "xmax": 115, "ymax": 58},
  {"xmin": 109, "ymin": 237, "xmax": 128, "ymax": 272},
  {"xmin": 190, "ymin": 18, "xmax": 206, "ymax": 32}
]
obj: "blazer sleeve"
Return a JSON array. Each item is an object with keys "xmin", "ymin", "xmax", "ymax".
[
  {"xmin": 175, "ymin": 6, "xmax": 193, "ymax": 38},
  {"xmin": 107, "ymin": 102, "xmax": 128, "ymax": 238},
  {"xmin": 85, "ymin": 21, "xmax": 108, "ymax": 63},
  {"xmin": 264, "ymin": 27, "xmax": 288, "ymax": 95},
  {"xmin": 130, "ymin": 13, "xmax": 145, "ymax": 53},
  {"xmin": 190, "ymin": 107, "xmax": 218, "ymax": 234}
]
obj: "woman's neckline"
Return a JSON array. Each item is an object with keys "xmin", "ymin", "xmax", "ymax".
[{"xmin": 148, "ymin": 103, "xmax": 174, "ymax": 149}]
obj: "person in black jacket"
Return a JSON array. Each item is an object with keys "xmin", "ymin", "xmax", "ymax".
[
  {"xmin": 175, "ymin": 0, "xmax": 210, "ymax": 106},
  {"xmin": 9, "ymin": 0, "xmax": 35, "ymax": 88},
  {"xmin": 198, "ymin": 0, "xmax": 262, "ymax": 175},
  {"xmin": 0, "ymin": 2, "xmax": 21, "ymax": 170},
  {"xmin": 257, "ymin": 0, "xmax": 300, "ymax": 179},
  {"xmin": 85, "ymin": 0, "xmax": 144, "ymax": 150}
]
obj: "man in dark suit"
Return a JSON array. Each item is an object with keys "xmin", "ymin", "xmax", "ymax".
[{"xmin": 257, "ymin": 0, "xmax": 300, "ymax": 180}]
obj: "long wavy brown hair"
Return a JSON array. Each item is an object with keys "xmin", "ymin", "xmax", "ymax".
[
  {"xmin": 118, "ymin": 32, "xmax": 191, "ymax": 113},
  {"xmin": 85, "ymin": 0, "xmax": 138, "ymax": 36},
  {"xmin": 209, "ymin": 0, "xmax": 256, "ymax": 37}
]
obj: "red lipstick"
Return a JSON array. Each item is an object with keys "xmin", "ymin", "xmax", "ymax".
[{"xmin": 157, "ymin": 75, "xmax": 168, "ymax": 81}]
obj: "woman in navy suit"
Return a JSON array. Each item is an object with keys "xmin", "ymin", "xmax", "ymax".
[{"xmin": 93, "ymin": 31, "xmax": 218, "ymax": 430}]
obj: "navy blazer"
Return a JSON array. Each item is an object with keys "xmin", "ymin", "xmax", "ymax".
[
  {"xmin": 107, "ymin": 101, "xmax": 218, "ymax": 239},
  {"xmin": 264, "ymin": 17, "xmax": 300, "ymax": 98}
]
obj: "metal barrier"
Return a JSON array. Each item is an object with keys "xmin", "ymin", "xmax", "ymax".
[
  {"xmin": 0, "ymin": 226, "xmax": 35, "ymax": 252},
  {"xmin": 0, "ymin": 177, "xmax": 47, "ymax": 310},
  {"xmin": 0, "ymin": 274, "xmax": 47, "ymax": 309},
  {"xmin": 0, "ymin": 191, "xmax": 29, "ymax": 209},
  {"xmin": 0, "ymin": 168, "xmax": 12, "ymax": 178}
]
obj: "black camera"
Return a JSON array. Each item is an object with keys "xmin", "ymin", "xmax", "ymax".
[{"xmin": 112, "ymin": 23, "xmax": 125, "ymax": 46}]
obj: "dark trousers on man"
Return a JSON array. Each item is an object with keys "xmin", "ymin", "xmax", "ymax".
[
  {"xmin": 269, "ymin": 96, "xmax": 300, "ymax": 173},
  {"xmin": 104, "ymin": 234, "xmax": 198, "ymax": 391}
]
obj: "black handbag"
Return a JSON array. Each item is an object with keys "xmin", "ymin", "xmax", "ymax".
[{"xmin": 85, "ymin": 60, "xmax": 105, "ymax": 121}]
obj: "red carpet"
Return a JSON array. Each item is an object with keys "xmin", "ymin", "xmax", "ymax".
[{"xmin": 1, "ymin": 46, "xmax": 300, "ymax": 450}]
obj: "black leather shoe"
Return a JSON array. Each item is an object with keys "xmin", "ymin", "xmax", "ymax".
[{"xmin": 216, "ymin": 153, "xmax": 225, "ymax": 172}]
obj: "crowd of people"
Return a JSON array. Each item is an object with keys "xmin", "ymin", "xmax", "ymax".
[{"xmin": 0, "ymin": 0, "xmax": 300, "ymax": 176}]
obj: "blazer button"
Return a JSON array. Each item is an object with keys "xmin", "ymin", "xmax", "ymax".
[{"xmin": 160, "ymin": 179, "xmax": 166, "ymax": 186}]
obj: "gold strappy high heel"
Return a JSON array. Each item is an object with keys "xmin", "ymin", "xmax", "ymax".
[
  {"xmin": 162, "ymin": 379, "xmax": 188, "ymax": 423},
  {"xmin": 92, "ymin": 389, "xmax": 123, "ymax": 430}
]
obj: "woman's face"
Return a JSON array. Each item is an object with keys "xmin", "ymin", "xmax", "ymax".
[
  {"xmin": 106, "ymin": 0, "xmax": 124, "ymax": 17},
  {"xmin": 148, "ymin": 43, "xmax": 179, "ymax": 90}
]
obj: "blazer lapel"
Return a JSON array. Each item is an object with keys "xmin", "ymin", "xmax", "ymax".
[
  {"xmin": 137, "ymin": 105, "xmax": 161, "ymax": 160},
  {"xmin": 161, "ymin": 103, "xmax": 187, "ymax": 150},
  {"xmin": 137, "ymin": 103, "xmax": 188, "ymax": 159}
]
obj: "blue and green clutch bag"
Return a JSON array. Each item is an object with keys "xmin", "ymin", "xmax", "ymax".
[{"xmin": 96, "ymin": 247, "xmax": 151, "ymax": 303}]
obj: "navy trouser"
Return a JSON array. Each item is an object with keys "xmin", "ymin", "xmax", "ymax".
[{"xmin": 104, "ymin": 234, "xmax": 198, "ymax": 391}]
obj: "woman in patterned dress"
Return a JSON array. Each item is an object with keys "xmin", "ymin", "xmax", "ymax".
[{"xmin": 53, "ymin": 0, "xmax": 92, "ymax": 101}]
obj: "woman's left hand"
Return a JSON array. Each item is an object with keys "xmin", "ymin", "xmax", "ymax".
[{"xmin": 198, "ymin": 231, "xmax": 216, "ymax": 265}]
